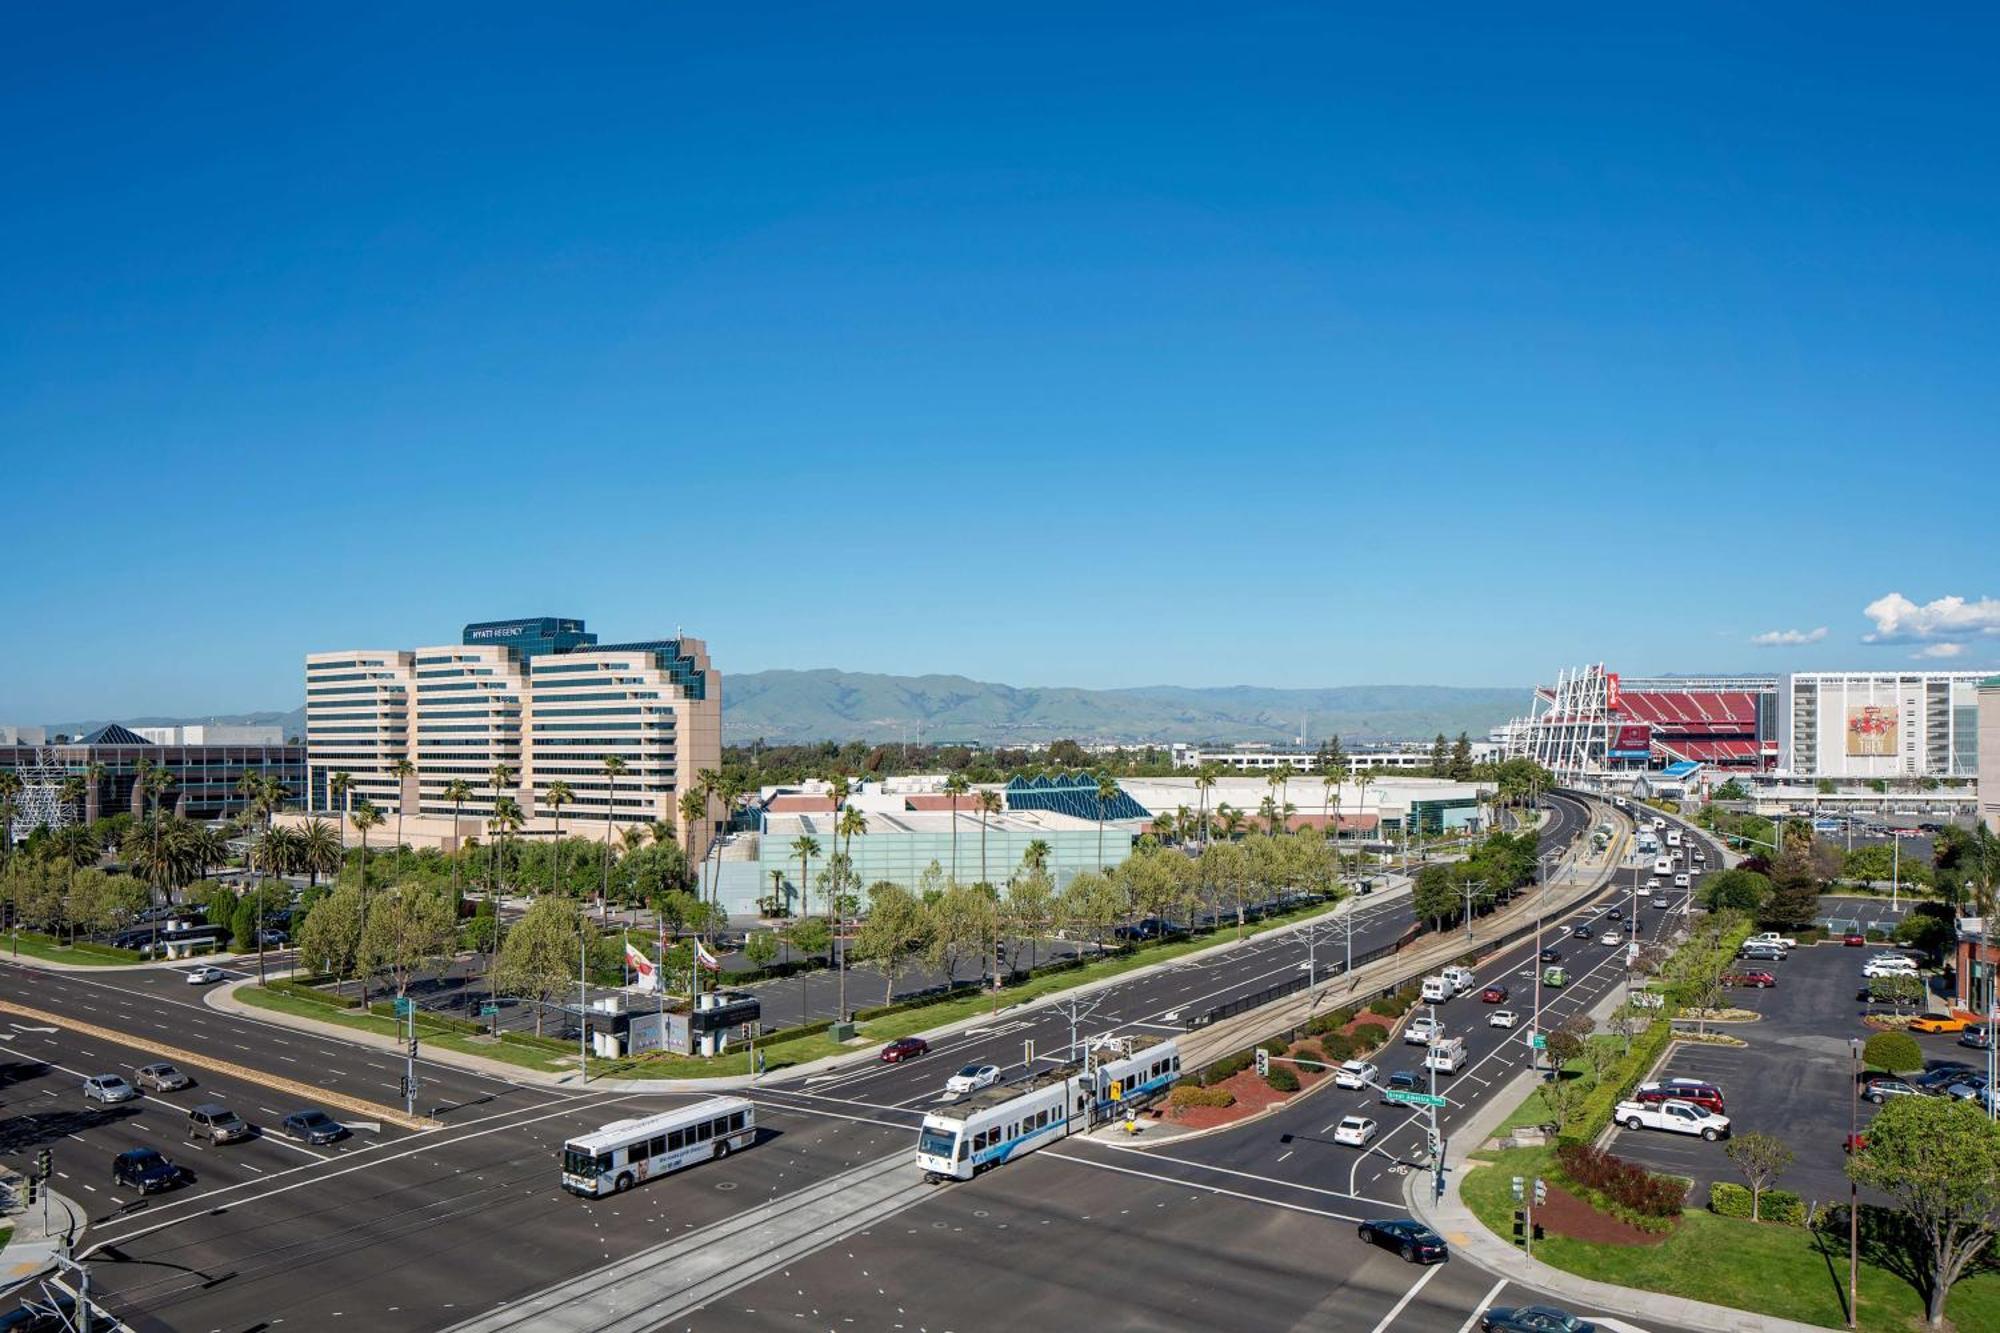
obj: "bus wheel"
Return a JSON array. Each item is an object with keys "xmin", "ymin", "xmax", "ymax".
[
  {"xmin": 715, "ymin": 1140, "xmax": 731, "ymax": 1160},
  {"xmin": 615, "ymin": 1172, "xmax": 634, "ymax": 1193}
]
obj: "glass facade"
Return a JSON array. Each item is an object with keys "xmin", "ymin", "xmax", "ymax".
[{"xmin": 460, "ymin": 617, "xmax": 597, "ymax": 659}]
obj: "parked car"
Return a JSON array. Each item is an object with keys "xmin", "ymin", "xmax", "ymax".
[
  {"xmin": 1863, "ymin": 960, "xmax": 1919, "ymax": 980},
  {"xmin": 1721, "ymin": 970, "xmax": 1775, "ymax": 989},
  {"xmin": 186, "ymin": 1104, "xmax": 252, "ymax": 1144},
  {"xmin": 1357, "ymin": 1218, "xmax": 1449, "ymax": 1265},
  {"xmin": 1864, "ymin": 1079, "xmax": 1919, "ymax": 1103},
  {"xmin": 1747, "ymin": 932, "xmax": 1798, "ymax": 950},
  {"xmin": 1333, "ymin": 1115, "xmax": 1378, "ymax": 1147},
  {"xmin": 1480, "ymin": 1308, "xmax": 1597, "ymax": 1333},
  {"xmin": 1333, "ymin": 1060, "xmax": 1378, "ymax": 1090},
  {"xmin": 945, "ymin": 1064, "xmax": 1001, "ymax": 1095},
  {"xmin": 1488, "ymin": 1009, "xmax": 1519, "ymax": 1029},
  {"xmin": 1739, "ymin": 944, "xmax": 1788, "ymax": 963},
  {"xmin": 1908, "ymin": 1016, "xmax": 1971, "ymax": 1034},
  {"xmin": 879, "ymin": 1037, "xmax": 929, "ymax": 1063},
  {"xmin": 1844, "ymin": 1132, "xmax": 1869, "ymax": 1154},
  {"xmin": 1615, "ymin": 1097, "xmax": 1730, "ymax": 1140},
  {"xmin": 280, "ymin": 1109, "xmax": 349, "ymax": 1145},
  {"xmin": 1958, "ymin": 1027, "xmax": 1992, "ymax": 1050},
  {"xmin": 1380, "ymin": 1070, "xmax": 1422, "ymax": 1104},
  {"xmin": 1912, "ymin": 1065, "xmax": 1976, "ymax": 1094},
  {"xmin": 1634, "ymin": 1079, "xmax": 1725, "ymax": 1114},
  {"xmin": 1480, "ymin": 985, "xmax": 1509, "ymax": 1004},
  {"xmin": 110, "ymin": 1147, "xmax": 183, "ymax": 1195},
  {"xmin": 82, "ymin": 1074, "xmax": 139, "ymax": 1104},
  {"xmin": 184, "ymin": 966, "xmax": 226, "ymax": 985},
  {"xmin": 1843, "ymin": 932, "xmax": 1867, "ymax": 947},
  {"xmin": 135, "ymin": 1062, "xmax": 191, "ymax": 1092}
]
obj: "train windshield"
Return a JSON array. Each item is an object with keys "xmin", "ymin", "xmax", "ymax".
[{"xmin": 917, "ymin": 1126, "xmax": 958, "ymax": 1158}]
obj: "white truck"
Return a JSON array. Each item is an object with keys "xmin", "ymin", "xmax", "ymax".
[
  {"xmin": 1746, "ymin": 931, "xmax": 1798, "ymax": 951},
  {"xmin": 1404, "ymin": 1015, "xmax": 1442, "ymax": 1045},
  {"xmin": 1666, "ymin": 829, "xmax": 1682, "ymax": 847},
  {"xmin": 1423, "ymin": 1036, "xmax": 1467, "ymax": 1074},
  {"xmin": 1441, "ymin": 966, "xmax": 1477, "ymax": 995},
  {"xmin": 1614, "ymin": 1098, "xmax": 1731, "ymax": 1141}
]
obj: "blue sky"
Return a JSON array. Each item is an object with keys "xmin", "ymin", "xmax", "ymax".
[{"xmin": 4, "ymin": 4, "xmax": 1997, "ymax": 720}]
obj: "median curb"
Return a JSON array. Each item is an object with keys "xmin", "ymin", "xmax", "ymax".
[{"xmin": 0, "ymin": 999, "xmax": 442, "ymax": 1131}]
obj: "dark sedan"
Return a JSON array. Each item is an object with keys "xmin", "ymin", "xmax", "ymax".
[
  {"xmin": 281, "ymin": 1109, "xmax": 350, "ymax": 1145},
  {"xmin": 1356, "ymin": 1218, "xmax": 1448, "ymax": 1264},
  {"xmin": 111, "ymin": 1147, "xmax": 184, "ymax": 1195},
  {"xmin": 879, "ymin": 1036, "xmax": 929, "ymax": 1063},
  {"xmin": 1538, "ymin": 947, "xmax": 1562, "ymax": 963},
  {"xmin": 1480, "ymin": 1306, "xmax": 1597, "ymax": 1333}
]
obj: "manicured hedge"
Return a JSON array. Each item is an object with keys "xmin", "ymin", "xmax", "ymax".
[
  {"xmin": 1199, "ymin": 1051, "xmax": 1256, "ymax": 1085},
  {"xmin": 1710, "ymin": 1181, "xmax": 1810, "ymax": 1226},
  {"xmin": 1556, "ymin": 1141, "xmax": 1685, "ymax": 1232},
  {"xmin": 1265, "ymin": 1066, "xmax": 1301, "ymax": 1093},
  {"xmin": 1350, "ymin": 1021, "xmax": 1389, "ymax": 1052},
  {"xmin": 1168, "ymin": 1083, "xmax": 1236, "ymax": 1109},
  {"xmin": 1570, "ymin": 1017, "xmax": 1673, "ymax": 1143}
]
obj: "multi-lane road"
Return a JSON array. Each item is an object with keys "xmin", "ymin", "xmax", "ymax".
[{"xmin": 0, "ymin": 791, "xmax": 1733, "ymax": 1332}]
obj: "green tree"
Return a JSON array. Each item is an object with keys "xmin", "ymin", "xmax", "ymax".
[
  {"xmin": 1864, "ymin": 1029, "xmax": 1925, "ymax": 1075},
  {"xmin": 496, "ymin": 895, "xmax": 586, "ymax": 1036},
  {"xmin": 1758, "ymin": 843, "xmax": 1822, "ymax": 931},
  {"xmin": 1699, "ymin": 868, "xmax": 1772, "ymax": 914},
  {"xmin": 790, "ymin": 834, "xmax": 821, "ymax": 919},
  {"xmin": 1845, "ymin": 1095, "xmax": 2000, "ymax": 1326},
  {"xmin": 296, "ymin": 885, "xmax": 364, "ymax": 983},
  {"xmin": 360, "ymin": 884, "xmax": 458, "ymax": 997},
  {"xmin": 1868, "ymin": 972, "xmax": 1925, "ymax": 1012},
  {"xmin": 781, "ymin": 916, "xmax": 831, "ymax": 1023},
  {"xmin": 1724, "ymin": 1131, "xmax": 1794, "ymax": 1222},
  {"xmin": 743, "ymin": 929, "xmax": 779, "ymax": 972},
  {"xmin": 1003, "ymin": 869, "xmax": 1056, "ymax": 971},
  {"xmin": 1428, "ymin": 733, "xmax": 1449, "ymax": 777},
  {"xmin": 853, "ymin": 881, "xmax": 931, "ymax": 1003},
  {"xmin": 1412, "ymin": 863, "xmax": 1461, "ymax": 931}
]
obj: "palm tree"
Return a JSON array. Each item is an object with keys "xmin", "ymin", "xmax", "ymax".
[
  {"xmin": 51, "ymin": 823, "xmax": 99, "ymax": 943},
  {"xmin": 327, "ymin": 769, "xmax": 353, "ymax": 820},
  {"xmin": 545, "ymin": 779, "xmax": 574, "ymax": 898},
  {"xmin": 58, "ymin": 775, "xmax": 87, "ymax": 830},
  {"xmin": 389, "ymin": 756, "xmax": 416, "ymax": 866},
  {"xmin": 1094, "ymin": 773, "xmax": 1120, "ymax": 871},
  {"xmin": 678, "ymin": 788, "xmax": 706, "ymax": 897},
  {"xmin": 1021, "ymin": 839, "xmax": 1051, "ymax": 875},
  {"xmin": 0, "ymin": 770, "xmax": 20, "ymax": 867},
  {"xmin": 707, "ymin": 771, "xmax": 744, "ymax": 914},
  {"xmin": 487, "ymin": 762, "xmax": 516, "ymax": 907},
  {"xmin": 298, "ymin": 818, "xmax": 342, "ymax": 896},
  {"xmin": 1267, "ymin": 767, "xmax": 1290, "ymax": 834},
  {"xmin": 790, "ymin": 835, "xmax": 821, "ymax": 918},
  {"xmin": 600, "ymin": 755, "xmax": 628, "ymax": 921},
  {"xmin": 1148, "ymin": 813, "xmax": 1174, "ymax": 843},
  {"xmin": 83, "ymin": 760, "xmax": 109, "ymax": 823},
  {"xmin": 443, "ymin": 778, "xmax": 473, "ymax": 910},
  {"xmin": 129, "ymin": 757, "xmax": 153, "ymax": 819},
  {"xmin": 1194, "ymin": 765, "xmax": 1218, "ymax": 845},
  {"xmin": 349, "ymin": 799, "xmax": 383, "ymax": 1006},
  {"xmin": 250, "ymin": 825, "xmax": 299, "ymax": 982},
  {"xmin": 975, "ymin": 790, "xmax": 1002, "ymax": 882},
  {"xmin": 1216, "ymin": 805, "xmax": 1245, "ymax": 841},
  {"xmin": 943, "ymin": 773, "xmax": 970, "ymax": 882}
]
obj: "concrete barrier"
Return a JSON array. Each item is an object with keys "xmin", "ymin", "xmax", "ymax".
[{"xmin": 0, "ymin": 998, "xmax": 442, "ymax": 1131}]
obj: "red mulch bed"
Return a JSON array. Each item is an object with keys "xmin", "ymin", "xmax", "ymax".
[
  {"xmin": 1165, "ymin": 1042, "xmax": 1328, "ymax": 1130},
  {"xmin": 1535, "ymin": 1180, "xmax": 1675, "ymax": 1246}
]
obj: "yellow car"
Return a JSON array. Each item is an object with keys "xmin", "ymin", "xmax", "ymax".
[{"xmin": 1909, "ymin": 1016, "xmax": 1972, "ymax": 1035}]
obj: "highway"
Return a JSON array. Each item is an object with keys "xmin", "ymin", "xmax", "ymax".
[{"xmin": 0, "ymin": 791, "xmax": 1730, "ymax": 1332}]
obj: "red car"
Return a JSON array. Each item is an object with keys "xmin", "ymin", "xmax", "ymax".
[
  {"xmin": 1721, "ymin": 970, "xmax": 1776, "ymax": 988},
  {"xmin": 1844, "ymin": 1132, "xmax": 1868, "ymax": 1154},
  {"xmin": 1480, "ymin": 985, "xmax": 1509, "ymax": 1004},
  {"xmin": 1843, "ymin": 933, "xmax": 1866, "ymax": 947},
  {"xmin": 1635, "ymin": 1079, "xmax": 1726, "ymax": 1115},
  {"xmin": 879, "ymin": 1036, "xmax": 930, "ymax": 1063}
]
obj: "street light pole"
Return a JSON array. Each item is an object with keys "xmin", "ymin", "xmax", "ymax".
[
  {"xmin": 579, "ymin": 928, "xmax": 589, "ymax": 1084},
  {"xmin": 1848, "ymin": 1036, "xmax": 1860, "ymax": 1328}
]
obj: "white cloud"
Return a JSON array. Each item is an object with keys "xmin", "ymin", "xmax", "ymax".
[
  {"xmin": 1913, "ymin": 642, "xmax": 1966, "ymax": 659},
  {"xmin": 1750, "ymin": 627, "xmax": 1827, "ymax": 647},
  {"xmin": 1862, "ymin": 592, "xmax": 2000, "ymax": 643}
]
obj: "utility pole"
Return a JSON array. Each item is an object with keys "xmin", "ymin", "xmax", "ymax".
[
  {"xmin": 579, "ymin": 927, "xmax": 590, "ymax": 1083},
  {"xmin": 1848, "ymin": 1036, "xmax": 1860, "ymax": 1328},
  {"xmin": 53, "ymin": 1250, "xmax": 93, "ymax": 1333}
]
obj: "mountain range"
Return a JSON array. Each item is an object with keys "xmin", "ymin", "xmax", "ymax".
[{"xmin": 43, "ymin": 672, "xmax": 1524, "ymax": 747}]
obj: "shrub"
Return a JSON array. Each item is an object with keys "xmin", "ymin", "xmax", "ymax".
[
  {"xmin": 1556, "ymin": 1141, "xmax": 1686, "ymax": 1227},
  {"xmin": 1367, "ymin": 995, "xmax": 1403, "ymax": 1017},
  {"xmin": 1168, "ymin": 1084, "xmax": 1236, "ymax": 1110},
  {"xmin": 1265, "ymin": 1066, "xmax": 1301, "ymax": 1093},
  {"xmin": 1570, "ymin": 1018, "xmax": 1672, "ymax": 1142},
  {"xmin": 1709, "ymin": 1181, "xmax": 1753, "ymax": 1219},
  {"xmin": 1350, "ymin": 1021, "xmax": 1389, "ymax": 1052},
  {"xmin": 1259, "ymin": 1036, "xmax": 1289, "ymax": 1059},
  {"xmin": 1319, "ymin": 1032, "xmax": 1359, "ymax": 1061},
  {"xmin": 1863, "ymin": 1030, "xmax": 1923, "ymax": 1075},
  {"xmin": 1290, "ymin": 1041, "xmax": 1326, "ymax": 1067},
  {"xmin": 1711, "ymin": 1182, "xmax": 1809, "ymax": 1226},
  {"xmin": 1201, "ymin": 1052, "xmax": 1254, "ymax": 1085}
]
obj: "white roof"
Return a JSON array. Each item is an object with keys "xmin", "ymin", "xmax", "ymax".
[{"xmin": 563, "ymin": 1096, "xmax": 751, "ymax": 1152}]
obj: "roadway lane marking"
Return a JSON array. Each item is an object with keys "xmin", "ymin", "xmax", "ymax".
[
  {"xmin": 1042, "ymin": 1148, "xmax": 1367, "ymax": 1221},
  {"xmin": 1456, "ymin": 1278, "xmax": 1508, "ymax": 1333},
  {"xmin": 1072, "ymin": 1140, "xmax": 1373, "ymax": 1203},
  {"xmin": 1368, "ymin": 1240, "xmax": 1448, "ymax": 1320}
]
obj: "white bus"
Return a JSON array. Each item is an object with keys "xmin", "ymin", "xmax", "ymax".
[{"xmin": 561, "ymin": 1096, "xmax": 755, "ymax": 1197}]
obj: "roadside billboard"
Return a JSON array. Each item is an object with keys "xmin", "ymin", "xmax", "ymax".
[{"xmin": 1845, "ymin": 705, "xmax": 1898, "ymax": 758}]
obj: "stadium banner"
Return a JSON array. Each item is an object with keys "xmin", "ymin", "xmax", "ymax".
[
  {"xmin": 1846, "ymin": 705, "xmax": 1898, "ymax": 758},
  {"xmin": 1606, "ymin": 672, "xmax": 1621, "ymax": 710},
  {"xmin": 1608, "ymin": 723, "xmax": 1651, "ymax": 759}
]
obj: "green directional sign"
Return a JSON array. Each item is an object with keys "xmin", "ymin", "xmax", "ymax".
[
  {"xmin": 480, "ymin": 1003, "xmax": 499, "ymax": 1017},
  {"xmin": 1529, "ymin": 1033, "xmax": 1547, "ymax": 1050},
  {"xmin": 1385, "ymin": 1090, "xmax": 1447, "ymax": 1108},
  {"xmin": 393, "ymin": 998, "xmax": 414, "ymax": 1017}
]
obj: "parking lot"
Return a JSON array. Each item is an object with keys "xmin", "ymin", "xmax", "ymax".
[{"xmin": 1605, "ymin": 936, "xmax": 1918, "ymax": 1212}]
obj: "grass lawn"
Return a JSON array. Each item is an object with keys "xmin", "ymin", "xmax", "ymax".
[
  {"xmin": 1461, "ymin": 1147, "xmax": 1999, "ymax": 1331},
  {"xmin": 2, "ymin": 934, "xmax": 144, "ymax": 967},
  {"xmin": 234, "ymin": 984, "xmax": 571, "ymax": 1074}
]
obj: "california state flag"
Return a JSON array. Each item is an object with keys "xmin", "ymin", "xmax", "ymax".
[
  {"xmin": 625, "ymin": 941, "xmax": 659, "ymax": 991},
  {"xmin": 694, "ymin": 938, "xmax": 721, "ymax": 973}
]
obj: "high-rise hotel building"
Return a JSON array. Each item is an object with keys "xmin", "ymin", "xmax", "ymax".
[{"xmin": 303, "ymin": 617, "xmax": 720, "ymax": 855}]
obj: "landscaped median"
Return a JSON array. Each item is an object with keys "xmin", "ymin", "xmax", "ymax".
[
  {"xmin": 0, "ymin": 931, "xmax": 144, "ymax": 967},
  {"xmin": 1459, "ymin": 1143, "xmax": 1999, "ymax": 1331}
]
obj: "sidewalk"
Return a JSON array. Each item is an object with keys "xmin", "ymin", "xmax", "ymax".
[
  {"xmin": 1, "ymin": 1188, "xmax": 84, "ymax": 1294},
  {"xmin": 1405, "ymin": 1065, "xmax": 1827, "ymax": 1333},
  {"xmin": 206, "ymin": 877, "xmax": 1418, "ymax": 1094}
]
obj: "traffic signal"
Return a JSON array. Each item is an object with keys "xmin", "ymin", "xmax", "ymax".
[
  {"xmin": 1254, "ymin": 1048, "xmax": 1270, "ymax": 1078},
  {"xmin": 34, "ymin": 1148, "xmax": 52, "ymax": 1181},
  {"xmin": 1511, "ymin": 1175, "xmax": 1524, "ymax": 1202},
  {"xmin": 1534, "ymin": 1177, "xmax": 1548, "ymax": 1206},
  {"xmin": 24, "ymin": 1178, "xmax": 38, "ymax": 1207},
  {"xmin": 1512, "ymin": 1208, "xmax": 1525, "ymax": 1240},
  {"xmin": 407, "ymin": 1035, "xmax": 419, "ymax": 1061}
]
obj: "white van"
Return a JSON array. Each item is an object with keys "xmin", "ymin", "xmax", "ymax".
[
  {"xmin": 1653, "ymin": 857, "xmax": 1673, "ymax": 876},
  {"xmin": 1441, "ymin": 966, "xmax": 1477, "ymax": 995},
  {"xmin": 1420, "ymin": 975, "xmax": 1452, "ymax": 1003},
  {"xmin": 1666, "ymin": 829, "xmax": 1682, "ymax": 847},
  {"xmin": 1424, "ymin": 1037, "xmax": 1467, "ymax": 1074}
]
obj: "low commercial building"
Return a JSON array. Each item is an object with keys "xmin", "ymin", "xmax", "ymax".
[
  {"xmin": 1981, "ymin": 677, "xmax": 2000, "ymax": 834},
  {"xmin": 1119, "ymin": 775, "xmax": 1492, "ymax": 838},
  {"xmin": 2, "ymin": 723, "xmax": 305, "ymax": 838},
  {"xmin": 1169, "ymin": 742, "xmax": 1501, "ymax": 774}
]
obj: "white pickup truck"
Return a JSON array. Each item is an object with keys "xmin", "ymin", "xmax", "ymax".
[
  {"xmin": 1614, "ymin": 1098, "xmax": 1731, "ymax": 1141},
  {"xmin": 1746, "ymin": 931, "xmax": 1798, "ymax": 951}
]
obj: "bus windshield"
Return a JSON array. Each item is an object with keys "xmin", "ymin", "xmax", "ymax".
[
  {"xmin": 562, "ymin": 1146, "xmax": 602, "ymax": 1178},
  {"xmin": 917, "ymin": 1126, "xmax": 957, "ymax": 1158}
]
